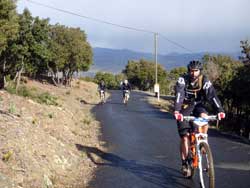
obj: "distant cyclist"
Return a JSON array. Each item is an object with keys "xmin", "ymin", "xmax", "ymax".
[
  {"xmin": 121, "ymin": 79, "xmax": 131, "ymax": 103},
  {"xmin": 173, "ymin": 60, "xmax": 225, "ymax": 176},
  {"xmin": 98, "ymin": 80, "xmax": 106, "ymax": 103}
]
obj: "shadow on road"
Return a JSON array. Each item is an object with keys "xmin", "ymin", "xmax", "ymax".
[
  {"xmin": 76, "ymin": 144, "xmax": 194, "ymax": 188},
  {"xmin": 208, "ymin": 129, "xmax": 250, "ymax": 145}
]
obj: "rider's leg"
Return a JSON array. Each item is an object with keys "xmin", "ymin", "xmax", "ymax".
[
  {"xmin": 180, "ymin": 134, "xmax": 190, "ymax": 161},
  {"xmin": 123, "ymin": 91, "xmax": 125, "ymax": 103},
  {"xmin": 178, "ymin": 122, "xmax": 191, "ymax": 173},
  {"xmin": 178, "ymin": 104, "xmax": 195, "ymax": 173}
]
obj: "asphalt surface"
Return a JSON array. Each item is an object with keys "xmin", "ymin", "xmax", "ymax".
[{"xmin": 84, "ymin": 90, "xmax": 250, "ymax": 188}]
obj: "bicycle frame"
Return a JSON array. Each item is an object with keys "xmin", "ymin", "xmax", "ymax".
[
  {"xmin": 184, "ymin": 116, "xmax": 217, "ymax": 188},
  {"xmin": 195, "ymin": 132, "xmax": 209, "ymax": 187},
  {"xmin": 100, "ymin": 90, "xmax": 105, "ymax": 103},
  {"xmin": 123, "ymin": 90, "xmax": 130, "ymax": 104},
  {"xmin": 191, "ymin": 132, "xmax": 208, "ymax": 167}
]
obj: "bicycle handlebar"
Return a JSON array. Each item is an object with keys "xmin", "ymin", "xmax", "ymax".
[{"xmin": 183, "ymin": 115, "xmax": 218, "ymax": 122}]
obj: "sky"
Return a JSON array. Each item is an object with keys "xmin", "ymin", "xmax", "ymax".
[{"xmin": 17, "ymin": 0, "xmax": 250, "ymax": 54}]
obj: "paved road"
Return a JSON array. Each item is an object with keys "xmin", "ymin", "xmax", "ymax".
[{"xmin": 85, "ymin": 91, "xmax": 250, "ymax": 188}]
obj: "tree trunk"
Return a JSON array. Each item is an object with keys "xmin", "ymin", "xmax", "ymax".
[
  {"xmin": 16, "ymin": 58, "xmax": 24, "ymax": 91},
  {"xmin": 3, "ymin": 58, "xmax": 6, "ymax": 88},
  {"xmin": 0, "ymin": 58, "xmax": 6, "ymax": 89},
  {"xmin": 47, "ymin": 63, "xmax": 58, "ymax": 86}
]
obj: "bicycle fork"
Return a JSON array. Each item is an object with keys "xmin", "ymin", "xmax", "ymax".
[{"xmin": 196, "ymin": 134, "xmax": 208, "ymax": 188}]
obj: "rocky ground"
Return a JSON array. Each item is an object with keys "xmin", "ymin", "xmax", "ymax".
[{"xmin": 0, "ymin": 79, "xmax": 105, "ymax": 188}]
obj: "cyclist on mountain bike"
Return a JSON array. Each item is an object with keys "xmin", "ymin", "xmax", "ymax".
[
  {"xmin": 98, "ymin": 80, "xmax": 106, "ymax": 102},
  {"xmin": 121, "ymin": 79, "xmax": 131, "ymax": 102},
  {"xmin": 173, "ymin": 60, "xmax": 225, "ymax": 176}
]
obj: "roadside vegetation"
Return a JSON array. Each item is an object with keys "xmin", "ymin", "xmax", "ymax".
[
  {"xmin": 0, "ymin": 1, "xmax": 100, "ymax": 187},
  {"xmin": 91, "ymin": 42, "xmax": 250, "ymax": 139},
  {"xmin": 0, "ymin": 1, "xmax": 249, "ymax": 187},
  {"xmin": 0, "ymin": 0, "xmax": 92, "ymax": 90}
]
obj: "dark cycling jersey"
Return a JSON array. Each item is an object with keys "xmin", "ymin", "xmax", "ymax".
[
  {"xmin": 98, "ymin": 83, "xmax": 106, "ymax": 91},
  {"xmin": 122, "ymin": 83, "xmax": 131, "ymax": 91},
  {"xmin": 174, "ymin": 74, "xmax": 224, "ymax": 113}
]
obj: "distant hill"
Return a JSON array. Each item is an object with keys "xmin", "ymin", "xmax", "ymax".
[{"xmin": 83, "ymin": 47, "xmax": 240, "ymax": 76}]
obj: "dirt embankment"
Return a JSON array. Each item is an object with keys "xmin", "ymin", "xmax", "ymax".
[{"xmin": 0, "ymin": 79, "xmax": 104, "ymax": 188}]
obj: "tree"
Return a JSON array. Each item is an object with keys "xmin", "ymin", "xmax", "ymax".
[
  {"xmin": 9, "ymin": 8, "xmax": 34, "ymax": 89},
  {"xmin": 123, "ymin": 59, "xmax": 167, "ymax": 92},
  {"xmin": 30, "ymin": 16, "xmax": 51, "ymax": 77},
  {"xmin": 0, "ymin": 0, "xmax": 19, "ymax": 88},
  {"xmin": 0, "ymin": 0, "xmax": 18, "ymax": 55},
  {"xmin": 49, "ymin": 25, "xmax": 93, "ymax": 86},
  {"xmin": 239, "ymin": 40, "xmax": 250, "ymax": 65},
  {"xmin": 228, "ymin": 40, "xmax": 250, "ymax": 136},
  {"xmin": 166, "ymin": 67, "xmax": 187, "ymax": 95},
  {"xmin": 202, "ymin": 54, "xmax": 242, "ymax": 103},
  {"xmin": 94, "ymin": 72, "xmax": 117, "ymax": 89}
]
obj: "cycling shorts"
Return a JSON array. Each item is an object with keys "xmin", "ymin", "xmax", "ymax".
[{"xmin": 177, "ymin": 103, "xmax": 208, "ymax": 137}]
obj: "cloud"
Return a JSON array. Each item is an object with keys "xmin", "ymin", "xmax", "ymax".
[{"xmin": 17, "ymin": 0, "xmax": 250, "ymax": 53}]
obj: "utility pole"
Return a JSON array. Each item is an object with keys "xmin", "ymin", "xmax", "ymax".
[{"xmin": 154, "ymin": 33, "xmax": 160, "ymax": 101}]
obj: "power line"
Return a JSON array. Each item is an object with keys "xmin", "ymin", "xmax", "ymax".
[
  {"xmin": 25, "ymin": 0, "xmax": 155, "ymax": 34},
  {"xmin": 159, "ymin": 34, "xmax": 194, "ymax": 53},
  {"xmin": 24, "ymin": 0, "xmax": 193, "ymax": 53}
]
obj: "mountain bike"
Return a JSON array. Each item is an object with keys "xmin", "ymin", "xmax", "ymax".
[
  {"xmin": 100, "ymin": 90, "xmax": 105, "ymax": 104},
  {"xmin": 183, "ymin": 115, "xmax": 218, "ymax": 188},
  {"xmin": 123, "ymin": 90, "xmax": 130, "ymax": 105}
]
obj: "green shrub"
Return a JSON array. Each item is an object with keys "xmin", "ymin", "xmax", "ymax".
[
  {"xmin": 5, "ymin": 83, "xmax": 59, "ymax": 106},
  {"xmin": 37, "ymin": 92, "xmax": 58, "ymax": 106},
  {"xmin": 8, "ymin": 103, "xmax": 16, "ymax": 114},
  {"xmin": 79, "ymin": 76, "xmax": 95, "ymax": 82},
  {"xmin": 5, "ymin": 83, "xmax": 16, "ymax": 94},
  {"xmin": 18, "ymin": 85, "xmax": 34, "ymax": 97}
]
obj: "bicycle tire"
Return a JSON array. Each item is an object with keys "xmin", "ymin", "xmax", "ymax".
[
  {"xmin": 199, "ymin": 142, "xmax": 215, "ymax": 188},
  {"xmin": 101, "ymin": 93, "xmax": 104, "ymax": 104},
  {"xmin": 124, "ymin": 93, "xmax": 129, "ymax": 105}
]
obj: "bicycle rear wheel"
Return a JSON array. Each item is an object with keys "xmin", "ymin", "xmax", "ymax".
[
  {"xmin": 100, "ymin": 93, "xmax": 105, "ymax": 104},
  {"xmin": 199, "ymin": 142, "xmax": 215, "ymax": 188},
  {"xmin": 124, "ymin": 94, "xmax": 129, "ymax": 105}
]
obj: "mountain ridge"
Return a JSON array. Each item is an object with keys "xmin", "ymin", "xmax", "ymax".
[{"xmin": 85, "ymin": 47, "xmax": 240, "ymax": 75}]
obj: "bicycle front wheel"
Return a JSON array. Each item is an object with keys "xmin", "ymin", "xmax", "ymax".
[{"xmin": 198, "ymin": 142, "xmax": 215, "ymax": 188}]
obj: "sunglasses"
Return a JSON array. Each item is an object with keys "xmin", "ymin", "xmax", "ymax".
[{"xmin": 190, "ymin": 69, "xmax": 199, "ymax": 72}]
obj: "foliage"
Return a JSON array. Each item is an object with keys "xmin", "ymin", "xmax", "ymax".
[
  {"xmin": 36, "ymin": 92, "xmax": 58, "ymax": 106},
  {"xmin": 49, "ymin": 25, "xmax": 93, "ymax": 86},
  {"xmin": 94, "ymin": 72, "xmax": 118, "ymax": 89},
  {"xmin": 6, "ymin": 82, "xmax": 58, "ymax": 106},
  {"xmin": 202, "ymin": 49, "xmax": 250, "ymax": 137},
  {"xmin": 239, "ymin": 40, "xmax": 250, "ymax": 65},
  {"xmin": 168, "ymin": 67, "xmax": 187, "ymax": 81},
  {"xmin": 79, "ymin": 76, "xmax": 95, "ymax": 82},
  {"xmin": 123, "ymin": 59, "xmax": 167, "ymax": 92},
  {"xmin": 165, "ymin": 67, "xmax": 187, "ymax": 95},
  {"xmin": 202, "ymin": 54, "xmax": 242, "ymax": 104},
  {"xmin": 0, "ymin": 0, "xmax": 19, "ymax": 55},
  {"xmin": 0, "ymin": 5, "xmax": 92, "ymax": 88},
  {"xmin": 0, "ymin": 0, "xmax": 19, "ymax": 88}
]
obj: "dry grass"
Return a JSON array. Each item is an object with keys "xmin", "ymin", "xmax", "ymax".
[
  {"xmin": 146, "ymin": 94, "xmax": 174, "ymax": 113},
  {"xmin": 0, "ymin": 79, "xmax": 105, "ymax": 188}
]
